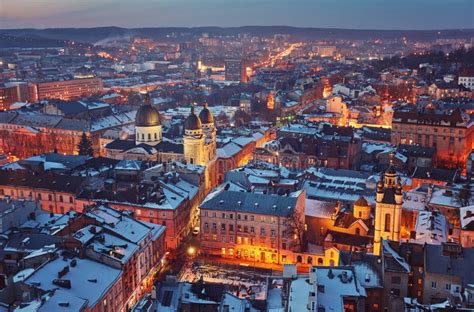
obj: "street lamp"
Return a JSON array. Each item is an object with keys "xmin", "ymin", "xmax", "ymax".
[{"xmin": 187, "ymin": 246, "xmax": 196, "ymax": 256}]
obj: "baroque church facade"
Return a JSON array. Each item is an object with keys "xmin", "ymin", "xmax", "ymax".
[{"xmin": 104, "ymin": 94, "xmax": 218, "ymax": 189}]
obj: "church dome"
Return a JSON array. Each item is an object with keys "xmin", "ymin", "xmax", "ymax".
[
  {"xmin": 199, "ymin": 103, "xmax": 214, "ymax": 124},
  {"xmin": 354, "ymin": 196, "xmax": 369, "ymax": 207},
  {"xmin": 135, "ymin": 94, "xmax": 161, "ymax": 127},
  {"xmin": 185, "ymin": 106, "xmax": 202, "ymax": 130}
]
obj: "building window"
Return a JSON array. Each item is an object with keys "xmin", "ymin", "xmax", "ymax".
[
  {"xmin": 445, "ymin": 283, "xmax": 451, "ymax": 290},
  {"xmin": 148, "ymin": 133, "xmax": 151, "ymax": 141},
  {"xmin": 384, "ymin": 213, "xmax": 391, "ymax": 232},
  {"xmin": 355, "ymin": 228, "xmax": 360, "ymax": 236},
  {"xmin": 431, "ymin": 282, "xmax": 437, "ymax": 289}
]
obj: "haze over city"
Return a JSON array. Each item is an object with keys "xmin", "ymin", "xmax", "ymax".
[
  {"xmin": 1, "ymin": 1, "xmax": 474, "ymax": 312},
  {"xmin": 1, "ymin": 0, "xmax": 473, "ymax": 30}
]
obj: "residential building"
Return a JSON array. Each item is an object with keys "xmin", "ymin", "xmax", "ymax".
[{"xmin": 199, "ymin": 190, "xmax": 306, "ymax": 264}]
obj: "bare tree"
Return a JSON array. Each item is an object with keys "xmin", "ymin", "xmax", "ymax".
[{"xmin": 286, "ymin": 208, "xmax": 307, "ymax": 252}]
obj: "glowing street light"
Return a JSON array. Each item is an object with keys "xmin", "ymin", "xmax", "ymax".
[{"xmin": 187, "ymin": 246, "xmax": 196, "ymax": 256}]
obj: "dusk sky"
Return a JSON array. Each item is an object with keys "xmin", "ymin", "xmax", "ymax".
[{"xmin": 0, "ymin": 0, "xmax": 473, "ymax": 30}]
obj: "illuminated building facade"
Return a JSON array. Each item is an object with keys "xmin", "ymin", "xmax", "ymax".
[
  {"xmin": 36, "ymin": 77, "xmax": 103, "ymax": 100},
  {"xmin": 391, "ymin": 108, "xmax": 474, "ymax": 169},
  {"xmin": 224, "ymin": 58, "xmax": 246, "ymax": 82},
  {"xmin": 199, "ymin": 190, "xmax": 306, "ymax": 264}
]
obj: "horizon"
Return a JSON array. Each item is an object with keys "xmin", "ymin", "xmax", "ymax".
[
  {"xmin": 1, "ymin": 0, "xmax": 473, "ymax": 30},
  {"xmin": 2, "ymin": 25, "xmax": 474, "ymax": 32}
]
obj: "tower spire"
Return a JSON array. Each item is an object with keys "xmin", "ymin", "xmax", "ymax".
[{"xmin": 144, "ymin": 93, "xmax": 151, "ymax": 105}]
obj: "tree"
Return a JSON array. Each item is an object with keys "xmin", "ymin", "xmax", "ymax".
[
  {"xmin": 77, "ymin": 132, "xmax": 93, "ymax": 156},
  {"xmin": 286, "ymin": 208, "xmax": 307, "ymax": 252}
]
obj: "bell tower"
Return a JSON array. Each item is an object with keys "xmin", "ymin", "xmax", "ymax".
[
  {"xmin": 183, "ymin": 106, "xmax": 205, "ymax": 165},
  {"xmin": 373, "ymin": 166, "xmax": 403, "ymax": 256}
]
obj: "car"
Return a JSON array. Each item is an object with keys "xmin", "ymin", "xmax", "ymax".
[{"xmin": 192, "ymin": 227, "xmax": 200, "ymax": 236}]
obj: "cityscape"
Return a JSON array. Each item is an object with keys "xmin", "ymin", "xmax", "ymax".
[{"xmin": 0, "ymin": 1, "xmax": 474, "ymax": 311}]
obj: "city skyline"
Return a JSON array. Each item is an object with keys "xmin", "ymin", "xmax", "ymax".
[{"xmin": 1, "ymin": 0, "xmax": 473, "ymax": 30}]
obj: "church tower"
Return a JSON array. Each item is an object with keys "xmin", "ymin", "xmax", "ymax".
[
  {"xmin": 183, "ymin": 106, "xmax": 205, "ymax": 165},
  {"xmin": 199, "ymin": 103, "xmax": 216, "ymax": 162},
  {"xmin": 135, "ymin": 94, "xmax": 162, "ymax": 146},
  {"xmin": 373, "ymin": 166, "xmax": 403, "ymax": 256}
]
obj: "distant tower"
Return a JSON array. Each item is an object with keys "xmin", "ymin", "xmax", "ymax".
[
  {"xmin": 373, "ymin": 166, "xmax": 403, "ymax": 256},
  {"xmin": 135, "ymin": 94, "xmax": 162, "ymax": 146},
  {"xmin": 183, "ymin": 106, "xmax": 205, "ymax": 165}
]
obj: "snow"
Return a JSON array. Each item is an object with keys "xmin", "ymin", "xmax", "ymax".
[
  {"xmin": 402, "ymin": 187, "xmax": 428, "ymax": 212},
  {"xmin": 413, "ymin": 211, "xmax": 447, "ymax": 245},
  {"xmin": 383, "ymin": 240, "xmax": 410, "ymax": 272},
  {"xmin": 362, "ymin": 142, "xmax": 395, "ymax": 155},
  {"xmin": 310, "ymin": 267, "xmax": 366, "ymax": 311},
  {"xmin": 115, "ymin": 159, "xmax": 142, "ymax": 171},
  {"xmin": 429, "ymin": 186, "xmax": 462, "ymax": 208},
  {"xmin": 217, "ymin": 142, "xmax": 242, "ymax": 158},
  {"xmin": 13, "ymin": 268, "xmax": 35, "ymax": 283},
  {"xmin": 351, "ymin": 262, "xmax": 381, "ymax": 289},
  {"xmin": 288, "ymin": 277, "xmax": 311, "ymax": 312},
  {"xmin": 86, "ymin": 206, "xmax": 151, "ymax": 243},
  {"xmin": 267, "ymin": 286, "xmax": 284, "ymax": 312},
  {"xmin": 460, "ymin": 206, "xmax": 474, "ymax": 229},
  {"xmin": 24, "ymin": 257, "xmax": 121, "ymax": 308},
  {"xmin": 305, "ymin": 199, "xmax": 336, "ymax": 219},
  {"xmin": 37, "ymin": 289, "xmax": 88, "ymax": 312},
  {"xmin": 89, "ymin": 232, "xmax": 139, "ymax": 264},
  {"xmin": 179, "ymin": 262, "xmax": 268, "ymax": 301}
]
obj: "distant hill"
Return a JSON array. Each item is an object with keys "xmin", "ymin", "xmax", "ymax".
[
  {"xmin": 1, "ymin": 26, "xmax": 474, "ymax": 46},
  {"xmin": 0, "ymin": 34, "xmax": 67, "ymax": 48}
]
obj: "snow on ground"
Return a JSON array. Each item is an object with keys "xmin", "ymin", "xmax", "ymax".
[{"xmin": 179, "ymin": 261, "xmax": 269, "ymax": 300}]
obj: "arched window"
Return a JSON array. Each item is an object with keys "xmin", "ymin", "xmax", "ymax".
[
  {"xmin": 355, "ymin": 228, "xmax": 360, "ymax": 236},
  {"xmin": 384, "ymin": 213, "xmax": 391, "ymax": 232},
  {"xmin": 148, "ymin": 133, "xmax": 151, "ymax": 141},
  {"xmin": 141, "ymin": 133, "xmax": 144, "ymax": 140},
  {"xmin": 154, "ymin": 133, "xmax": 157, "ymax": 139},
  {"xmin": 358, "ymin": 211, "xmax": 362, "ymax": 218},
  {"xmin": 307, "ymin": 256, "xmax": 313, "ymax": 264},
  {"xmin": 296, "ymin": 255, "xmax": 302, "ymax": 263},
  {"xmin": 317, "ymin": 258, "xmax": 323, "ymax": 265}
]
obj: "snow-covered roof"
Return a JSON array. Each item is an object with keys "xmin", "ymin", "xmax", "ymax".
[
  {"xmin": 413, "ymin": 211, "xmax": 447, "ymax": 245},
  {"xmin": 460, "ymin": 205, "xmax": 474, "ymax": 230},
  {"xmin": 24, "ymin": 257, "xmax": 121, "ymax": 308},
  {"xmin": 305, "ymin": 199, "xmax": 336, "ymax": 219}
]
